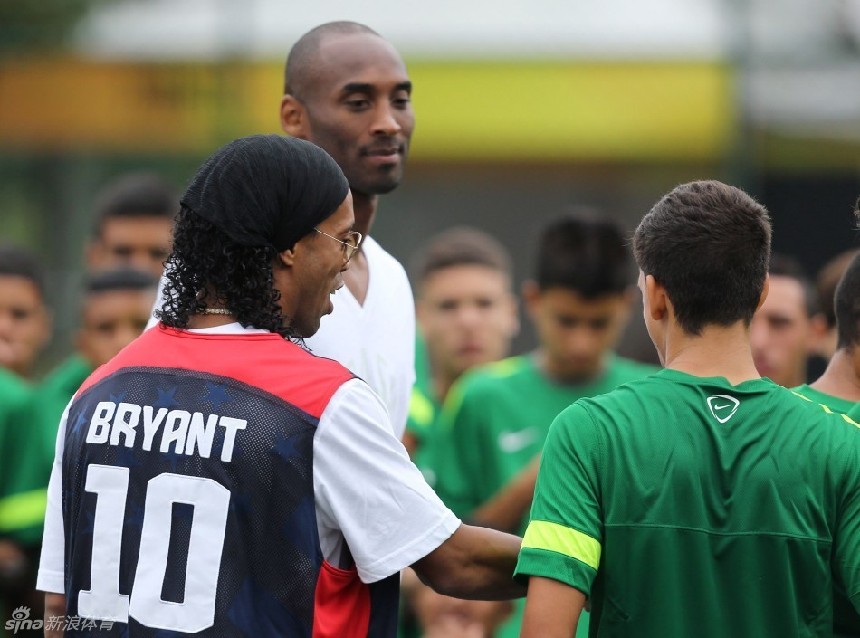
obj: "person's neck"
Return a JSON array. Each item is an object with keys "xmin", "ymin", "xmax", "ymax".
[
  {"xmin": 661, "ymin": 322, "xmax": 760, "ymax": 385},
  {"xmin": 186, "ymin": 314, "xmax": 237, "ymax": 329},
  {"xmin": 352, "ymin": 191, "xmax": 378, "ymax": 238},
  {"xmin": 536, "ymin": 350, "xmax": 607, "ymax": 386},
  {"xmin": 342, "ymin": 190, "xmax": 378, "ymax": 306},
  {"xmin": 810, "ymin": 348, "xmax": 860, "ymax": 401}
]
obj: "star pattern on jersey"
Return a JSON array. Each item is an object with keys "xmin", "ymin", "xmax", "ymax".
[
  {"xmin": 274, "ymin": 436, "xmax": 299, "ymax": 461},
  {"xmin": 204, "ymin": 382, "xmax": 230, "ymax": 410},
  {"xmin": 154, "ymin": 386, "xmax": 179, "ymax": 409},
  {"xmin": 70, "ymin": 411, "xmax": 88, "ymax": 436},
  {"xmin": 109, "ymin": 391, "xmax": 128, "ymax": 404}
]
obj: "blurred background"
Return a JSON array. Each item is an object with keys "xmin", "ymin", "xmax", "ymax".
[{"xmin": 2, "ymin": 0, "xmax": 859, "ymax": 367}]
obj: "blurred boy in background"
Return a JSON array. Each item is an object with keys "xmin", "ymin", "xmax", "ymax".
[
  {"xmin": 402, "ymin": 227, "xmax": 518, "ymax": 638},
  {"xmin": 433, "ymin": 212, "xmax": 658, "ymax": 638},
  {"xmin": 0, "ymin": 245, "xmax": 50, "ymax": 632},
  {"xmin": 86, "ymin": 172, "xmax": 177, "ymax": 279}
]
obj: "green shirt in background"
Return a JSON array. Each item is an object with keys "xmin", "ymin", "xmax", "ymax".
[
  {"xmin": 793, "ymin": 383, "xmax": 856, "ymax": 415},
  {"xmin": 791, "ymin": 382, "xmax": 859, "ymax": 637},
  {"xmin": 433, "ymin": 353, "xmax": 657, "ymax": 638},
  {"xmin": 0, "ymin": 356, "xmax": 92, "ymax": 546},
  {"xmin": 0, "ymin": 369, "xmax": 40, "ymax": 545},
  {"xmin": 517, "ymin": 369, "xmax": 860, "ymax": 638}
]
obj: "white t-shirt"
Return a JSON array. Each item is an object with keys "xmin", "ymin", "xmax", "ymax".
[
  {"xmin": 147, "ymin": 236, "xmax": 416, "ymax": 438},
  {"xmin": 304, "ymin": 236, "xmax": 415, "ymax": 438},
  {"xmin": 37, "ymin": 323, "xmax": 458, "ymax": 594}
]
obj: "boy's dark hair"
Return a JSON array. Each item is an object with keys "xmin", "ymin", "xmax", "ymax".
[
  {"xmin": 816, "ymin": 250, "xmax": 859, "ymax": 329},
  {"xmin": 535, "ymin": 210, "xmax": 630, "ymax": 297},
  {"xmin": 92, "ymin": 172, "xmax": 177, "ymax": 237},
  {"xmin": 84, "ymin": 268, "xmax": 158, "ymax": 295},
  {"xmin": 0, "ymin": 244, "xmax": 46, "ymax": 299},
  {"xmin": 411, "ymin": 226, "xmax": 511, "ymax": 293},
  {"xmin": 769, "ymin": 253, "xmax": 816, "ymax": 317},
  {"xmin": 835, "ymin": 252, "xmax": 860, "ymax": 350},
  {"xmin": 633, "ymin": 180, "xmax": 771, "ymax": 336}
]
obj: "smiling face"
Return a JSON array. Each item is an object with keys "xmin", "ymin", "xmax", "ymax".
[
  {"xmin": 282, "ymin": 32, "xmax": 414, "ymax": 197},
  {"xmin": 275, "ymin": 193, "xmax": 355, "ymax": 337}
]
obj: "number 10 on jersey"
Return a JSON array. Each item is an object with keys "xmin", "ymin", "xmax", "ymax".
[{"xmin": 78, "ymin": 464, "xmax": 230, "ymax": 632}]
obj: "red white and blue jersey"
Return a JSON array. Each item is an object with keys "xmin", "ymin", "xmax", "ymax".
[{"xmin": 38, "ymin": 324, "xmax": 460, "ymax": 637}]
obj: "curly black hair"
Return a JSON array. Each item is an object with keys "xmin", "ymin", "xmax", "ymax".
[{"xmin": 156, "ymin": 206, "xmax": 296, "ymax": 340}]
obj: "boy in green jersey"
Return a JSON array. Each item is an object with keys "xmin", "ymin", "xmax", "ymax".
[
  {"xmin": 433, "ymin": 212, "xmax": 657, "ymax": 638},
  {"xmin": 38, "ymin": 268, "xmax": 157, "ymax": 428},
  {"xmin": 401, "ymin": 228, "xmax": 518, "ymax": 638},
  {"xmin": 0, "ymin": 246, "xmax": 50, "ymax": 631},
  {"xmin": 517, "ymin": 180, "xmax": 860, "ymax": 638},
  {"xmin": 794, "ymin": 251, "xmax": 860, "ymax": 414}
]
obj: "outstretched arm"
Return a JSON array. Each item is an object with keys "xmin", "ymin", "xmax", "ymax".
[{"xmin": 412, "ymin": 523, "xmax": 525, "ymax": 600}]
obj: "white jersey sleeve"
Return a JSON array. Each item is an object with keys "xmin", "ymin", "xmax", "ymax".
[
  {"xmin": 313, "ymin": 378, "xmax": 459, "ymax": 584},
  {"xmin": 36, "ymin": 401, "xmax": 71, "ymax": 594}
]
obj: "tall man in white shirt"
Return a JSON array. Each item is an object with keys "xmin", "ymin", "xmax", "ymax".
[{"xmin": 280, "ymin": 21, "xmax": 416, "ymax": 436}]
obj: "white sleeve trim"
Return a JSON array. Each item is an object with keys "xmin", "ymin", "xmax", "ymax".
[
  {"xmin": 314, "ymin": 379, "xmax": 460, "ymax": 584},
  {"xmin": 36, "ymin": 400, "xmax": 70, "ymax": 594}
]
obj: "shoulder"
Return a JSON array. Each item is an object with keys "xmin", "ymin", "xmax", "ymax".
[
  {"xmin": 0, "ymin": 368, "xmax": 32, "ymax": 409},
  {"xmin": 363, "ymin": 237, "xmax": 410, "ymax": 284},
  {"xmin": 609, "ymin": 356, "xmax": 661, "ymax": 381}
]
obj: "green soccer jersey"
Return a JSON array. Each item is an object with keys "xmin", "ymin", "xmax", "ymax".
[
  {"xmin": 793, "ymin": 383, "xmax": 856, "ymax": 415},
  {"xmin": 405, "ymin": 385, "xmax": 443, "ymax": 487},
  {"xmin": 516, "ymin": 369, "xmax": 860, "ymax": 638},
  {"xmin": 434, "ymin": 353, "xmax": 657, "ymax": 638},
  {"xmin": 0, "ymin": 368, "xmax": 39, "ymax": 544},
  {"xmin": 434, "ymin": 353, "xmax": 657, "ymax": 533}
]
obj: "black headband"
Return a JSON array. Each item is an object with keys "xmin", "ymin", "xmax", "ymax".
[{"xmin": 180, "ymin": 135, "xmax": 349, "ymax": 251}]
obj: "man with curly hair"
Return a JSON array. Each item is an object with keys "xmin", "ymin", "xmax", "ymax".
[{"xmin": 37, "ymin": 135, "xmax": 523, "ymax": 637}]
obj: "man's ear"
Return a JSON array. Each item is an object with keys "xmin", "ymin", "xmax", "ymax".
[
  {"xmin": 280, "ymin": 94, "xmax": 309, "ymax": 138},
  {"xmin": 756, "ymin": 275, "xmax": 770, "ymax": 312},
  {"xmin": 277, "ymin": 246, "xmax": 297, "ymax": 268},
  {"xmin": 644, "ymin": 274, "xmax": 667, "ymax": 322}
]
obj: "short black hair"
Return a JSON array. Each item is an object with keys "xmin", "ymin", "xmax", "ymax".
[
  {"xmin": 84, "ymin": 268, "xmax": 158, "ymax": 295},
  {"xmin": 535, "ymin": 210, "xmax": 631, "ymax": 298},
  {"xmin": 769, "ymin": 253, "xmax": 816, "ymax": 317},
  {"xmin": 411, "ymin": 226, "xmax": 511, "ymax": 291},
  {"xmin": 835, "ymin": 252, "xmax": 860, "ymax": 350},
  {"xmin": 0, "ymin": 244, "xmax": 46, "ymax": 299},
  {"xmin": 284, "ymin": 21, "xmax": 380, "ymax": 99},
  {"xmin": 633, "ymin": 180, "xmax": 771, "ymax": 336},
  {"xmin": 92, "ymin": 172, "xmax": 177, "ymax": 238},
  {"xmin": 816, "ymin": 250, "xmax": 858, "ymax": 329}
]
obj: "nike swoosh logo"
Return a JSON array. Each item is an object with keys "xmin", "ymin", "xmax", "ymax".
[
  {"xmin": 498, "ymin": 428, "xmax": 540, "ymax": 453},
  {"xmin": 713, "ymin": 403, "xmax": 732, "ymax": 410}
]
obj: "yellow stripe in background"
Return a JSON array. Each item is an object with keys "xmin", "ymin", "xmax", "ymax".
[
  {"xmin": 0, "ymin": 58, "xmax": 732, "ymax": 160},
  {"xmin": 0, "ymin": 488, "xmax": 48, "ymax": 531},
  {"xmin": 522, "ymin": 519, "xmax": 601, "ymax": 569}
]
